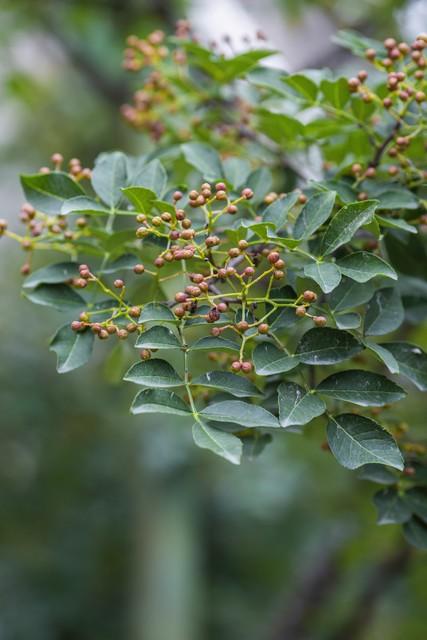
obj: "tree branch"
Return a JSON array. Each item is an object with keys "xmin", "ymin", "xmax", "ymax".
[{"xmin": 330, "ymin": 542, "xmax": 412, "ymax": 640}]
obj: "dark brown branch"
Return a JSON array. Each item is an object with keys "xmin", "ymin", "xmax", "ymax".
[
  {"xmin": 370, "ymin": 120, "xmax": 401, "ymax": 168},
  {"xmin": 330, "ymin": 542, "xmax": 412, "ymax": 640},
  {"xmin": 268, "ymin": 534, "xmax": 345, "ymax": 640}
]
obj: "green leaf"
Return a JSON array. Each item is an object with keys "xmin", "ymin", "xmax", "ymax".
[
  {"xmin": 247, "ymin": 66, "xmax": 289, "ymax": 95},
  {"xmin": 124, "ymin": 359, "xmax": 183, "ymax": 388},
  {"xmin": 332, "ymin": 30, "xmax": 384, "ymax": 57},
  {"xmin": 24, "ymin": 284, "xmax": 85, "ymax": 311},
  {"xmin": 217, "ymin": 49, "xmax": 275, "ymax": 82},
  {"xmin": 139, "ymin": 303, "xmax": 176, "ymax": 324},
  {"xmin": 357, "ymin": 464, "xmax": 397, "ymax": 484},
  {"xmin": 193, "ymin": 371, "xmax": 262, "ymax": 398},
  {"xmin": 102, "ymin": 254, "xmax": 140, "ymax": 274},
  {"xmin": 20, "ymin": 172, "xmax": 85, "ymax": 215},
  {"xmin": 335, "ymin": 313, "xmax": 361, "ymax": 330},
  {"xmin": 257, "ymin": 109, "xmax": 304, "ymax": 145},
  {"xmin": 337, "ymin": 252, "xmax": 397, "ymax": 283},
  {"xmin": 131, "ymin": 389, "xmax": 190, "ymax": 416},
  {"xmin": 304, "ymin": 262, "xmax": 342, "ymax": 293},
  {"xmin": 320, "ymin": 77, "xmax": 350, "ymax": 109},
  {"xmin": 329, "ymin": 278, "xmax": 375, "ymax": 312},
  {"xmin": 370, "ymin": 188, "xmax": 419, "ymax": 210},
  {"xmin": 200, "ymin": 400, "xmax": 279, "ymax": 429},
  {"xmin": 282, "ymin": 74, "xmax": 318, "ymax": 103},
  {"xmin": 373, "ymin": 488, "xmax": 412, "ymax": 525},
  {"xmin": 295, "ymin": 328, "xmax": 362, "ymax": 365},
  {"xmin": 132, "ymin": 159, "xmax": 167, "ymax": 196},
  {"xmin": 278, "ymin": 383, "xmax": 325, "ymax": 428},
  {"xmin": 189, "ymin": 336, "xmax": 240, "ymax": 352},
  {"xmin": 222, "ymin": 157, "xmax": 251, "ymax": 189},
  {"xmin": 22, "ymin": 262, "xmax": 79, "ymax": 289},
  {"xmin": 192, "ymin": 420, "xmax": 242, "ymax": 465},
  {"xmin": 351, "ymin": 95, "xmax": 375, "ymax": 120},
  {"xmin": 103, "ymin": 341, "xmax": 128, "ymax": 384},
  {"xmin": 91, "ymin": 151, "xmax": 128, "ymax": 207},
  {"xmin": 184, "ymin": 44, "xmax": 273, "ymax": 83},
  {"xmin": 379, "ymin": 343, "xmax": 427, "ymax": 390},
  {"xmin": 294, "ymin": 191, "xmax": 336, "ymax": 240},
  {"xmin": 317, "ymin": 370, "xmax": 406, "ymax": 406},
  {"xmin": 246, "ymin": 167, "xmax": 273, "ymax": 204},
  {"xmin": 375, "ymin": 214, "xmax": 417, "ymax": 234},
  {"xmin": 269, "ymin": 286, "xmax": 299, "ymax": 330},
  {"xmin": 253, "ymin": 342, "xmax": 299, "ymax": 376},
  {"xmin": 181, "ymin": 142, "xmax": 223, "ymax": 181},
  {"xmin": 365, "ymin": 341, "xmax": 400, "ymax": 374},
  {"xmin": 327, "ymin": 413, "xmax": 403, "ymax": 470},
  {"xmin": 61, "ymin": 196, "xmax": 110, "ymax": 216},
  {"xmin": 403, "ymin": 517, "xmax": 427, "ymax": 550},
  {"xmin": 49, "ymin": 324, "xmax": 94, "ymax": 373},
  {"xmin": 263, "ymin": 193, "xmax": 299, "ymax": 229},
  {"xmin": 242, "ymin": 433, "xmax": 273, "ymax": 461},
  {"xmin": 121, "ymin": 186, "xmax": 156, "ymax": 214},
  {"xmin": 321, "ymin": 200, "xmax": 378, "ymax": 255},
  {"xmin": 405, "ymin": 488, "xmax": 427, "ymax": 523},
  {"xmin": 364, "ymin": 288, "xmax": 404, "ymax": 336},
  {"xmin": 135, "ymin": 326, "xmax": 181, "ymax": 350}
]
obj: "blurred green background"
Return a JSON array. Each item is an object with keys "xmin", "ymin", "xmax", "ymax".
[{"xmin": 0, "ymin": 1, "xmax": 427, "ymax": 639}]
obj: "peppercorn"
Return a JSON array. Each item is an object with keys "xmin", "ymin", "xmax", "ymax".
[
  {"xmin": 303, "ymin": 290, "xmax": 317, "ymax": 302},
  {"xmin": 313, "ymin": 316, "xmax": 327, "ymax": 327}
]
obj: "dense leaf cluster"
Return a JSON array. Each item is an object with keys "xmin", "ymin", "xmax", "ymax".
[{"xmin": 2, "ymin": 26, "xmax": 427, "ymax": 547}]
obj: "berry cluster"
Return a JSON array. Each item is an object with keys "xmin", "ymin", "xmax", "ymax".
[
  {"xmin": 344, "ymin": 32, "xmax": 427, "ymax": 189},
  {"xmin": 0, "ymin": 154, "xmax": 93, "ymax": 276},
  {"xmin": 120, "ymin": 23, "xmax": 255, "ymax": 145},
  {"xmin": 60, "ymin": 179, "xmax": 325, "ymax": 376},
  {"xmin": 2, "ymin": 26, "xmax": 427, "ymax": 550}
]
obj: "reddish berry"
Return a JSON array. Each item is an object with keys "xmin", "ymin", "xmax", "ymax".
[
  {"xmin": 313, "ymin": 315, "xmax": 327, "ymax": 327},
  {"xmin": 303, "ymin": 290, "xmax": 317, "ymax": 302},
  {"xmin": 241, "ymin": 188, "xmax": 253, "ymax": 199},
  {"xmin": 154, "ymin": 257, "xmax": 165, "ymax": 268},
  {"xmin": 20, "ymin": 263, "xmax": 31, "ymax": 275},
  {"xmin": 267, "ymin": 251, "xmax": 280, "ymax": 264},
  {"xmin": 241, "ymin": 361, "xmax": 253, "ymax": 373}
]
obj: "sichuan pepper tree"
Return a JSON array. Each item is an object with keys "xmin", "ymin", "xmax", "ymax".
[{"xmin": 1, "ymin": 24, "xmax": 427, "ymax": 548}]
